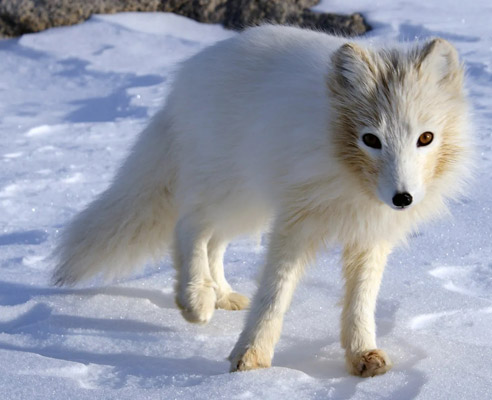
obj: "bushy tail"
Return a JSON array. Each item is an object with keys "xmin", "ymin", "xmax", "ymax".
[{"xmin": 52, "ymin": 110, "xmax": 178, "ymax": 286}]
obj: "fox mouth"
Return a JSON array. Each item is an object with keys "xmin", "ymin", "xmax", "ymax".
[
  {"xmin": 379, "ymin": 198, "xmax": 414, "ymax": 211},
  {"xmin": 387, "ymin": 199, "xmax": 414, "ymax": 211},
  {"xmin": 391, "ymin": 204, "xmax": 411, "ymax": 211}
]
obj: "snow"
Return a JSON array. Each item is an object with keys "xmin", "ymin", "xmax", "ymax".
[{"xmin": 0, "ymin": 1, "xmax": 491, "ymax": 399}]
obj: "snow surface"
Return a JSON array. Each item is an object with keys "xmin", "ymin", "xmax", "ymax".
[{"xmin": 0, "ymin": 1, "xmax": 491, "ymax": 399}]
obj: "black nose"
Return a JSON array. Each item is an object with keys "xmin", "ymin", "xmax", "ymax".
[{"xmin": 392, "ymin": 192, "xmax": 413, "ymax": 208}]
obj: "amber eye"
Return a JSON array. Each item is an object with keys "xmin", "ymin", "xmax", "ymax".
[
  {"xmin": 362, "ymin": 134, "xmax": 382, "ymax": 149},
  {"xmin": 417, "ymin": 131, "xmax": 434, "ymax": 147}
]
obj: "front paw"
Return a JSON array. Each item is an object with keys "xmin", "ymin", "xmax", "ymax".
[
  {"xmin": 229, "ymin": 346, "xmax": 271, "ymax": 372},
  {"xmin": 346, "ymin": 349, "xmax": 392, "ymax": 377}
]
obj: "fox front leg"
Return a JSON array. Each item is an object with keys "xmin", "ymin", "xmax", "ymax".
[
  {"xmin": 341, "ymin": 242, "xmax": 393, "ymax": 377},
  {"xmin": 229, "ymin": 209, "xmax": 323, "ymax": 371}
]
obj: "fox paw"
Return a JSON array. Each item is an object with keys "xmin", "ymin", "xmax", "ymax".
[
  {"xmin": 175, "ymin": 282, "xmax": 217, "ymax": 324},
  {"xmin": 229, "ymin": 347, "xmax": 271, "ymax": 372},
  {"xmin": 216, "ymin": 292, "xmax": 250, "ymax": 310},
  {"xmin": 346, "ymin": 349, "xmax": 392, "ymax": 377}
]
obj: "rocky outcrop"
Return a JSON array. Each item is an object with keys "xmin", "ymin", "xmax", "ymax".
[{"xmin": 0, "ymin": 0, "xmax": 370, "ymax": 38}]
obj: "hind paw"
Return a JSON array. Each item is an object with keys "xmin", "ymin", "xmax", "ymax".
[
  {"xmin": 346, "ymin": 349, "xmax": 392, "ymax": 377},
  {"xmin": 175, "ymin": 282, "xmax": 217, "ymax": 324},
  {"xmin": 216, "ymin": 291, "xmax": 250, "ymax": 310},
  {"xmin": 229, "ymin": 347, "xmax": 271, "ymax": 372}
]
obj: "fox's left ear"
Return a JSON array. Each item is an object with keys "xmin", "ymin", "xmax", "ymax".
[{"xmin": 417, "ymin": 38, "xmax": 463, "ymax": 87}]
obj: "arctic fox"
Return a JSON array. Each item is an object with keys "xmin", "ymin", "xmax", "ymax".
[{"xmin": 53, "ymin": 25, "xmax": 471, "ymax": 377}]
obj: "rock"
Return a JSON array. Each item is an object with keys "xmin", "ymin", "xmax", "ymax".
[
  {"xmin": 163, "ymin": 0, "xmax": 369, "ymax": 36},
  {"xmin": 161, "ymin": 0, "xmax": 227, "ymax": 24},
  {"xmin": 0, "ymin": 0, "xmax": 162, "ymax": 37},
  {"xmin": 0, "ymin": 0, "xmax": 370, "ymax": 38}
]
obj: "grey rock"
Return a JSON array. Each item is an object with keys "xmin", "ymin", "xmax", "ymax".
[
  {"xmin": 0, "ymin": 0, "xmax": 163, "ymax": 37},
  {"xmin": 0, "ymin": 0, "xmax": 370, "ymax": 38},
  {"xmin": 220, "ymin": 1, "xmax": 368, "ymax": 36}
]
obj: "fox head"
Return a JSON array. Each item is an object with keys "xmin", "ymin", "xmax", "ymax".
[{"xmin": 328, "ymin": 38, "xmax": 471, "ymax": 211}]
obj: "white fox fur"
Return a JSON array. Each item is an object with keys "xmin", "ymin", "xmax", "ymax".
[{"xmin": 52, "ymin": 25, "xmax": 471, "ymax": 377}]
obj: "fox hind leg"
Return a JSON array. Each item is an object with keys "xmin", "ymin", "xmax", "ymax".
[
  {"xmin": 208, "ymin": 235, "xmax": 249, "ymax": 311},
  {"xmin": 173, "ymin": 213, "xmax": 217, "ymax": 324}
]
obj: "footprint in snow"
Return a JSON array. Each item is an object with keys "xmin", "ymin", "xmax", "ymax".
[
  {"xmin": 428, "ymin": 264, "xmax": 492, "ymax": 300},
  {"xmin": 409, "ymin": 307, "xmax": 492, "ymax": 331},
  {"xmin": 408, "ymin": 264, "xmax": 492, "ymax": 332}
]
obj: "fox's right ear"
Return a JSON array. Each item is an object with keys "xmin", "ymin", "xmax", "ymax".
[{"xmin": 331, "ymin": 43, "xmax": 375, "ymax": 92}]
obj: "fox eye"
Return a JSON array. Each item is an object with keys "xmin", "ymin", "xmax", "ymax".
[
  {"xmin": 417, "ymin": 131, "xmax": 434, "ymax": 147},
  {"xmin": 362, "ymin": 134, "xmax": 382, "ymax": 149}
]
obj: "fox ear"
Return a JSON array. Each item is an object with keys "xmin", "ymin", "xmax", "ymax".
[
  {"xmin": 332, "ymin": 43, "xmax": 375, "ymax": 92},
  {"xmin": 417, "ymin": 38, "xmax": 463, "ymax": 86}
]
